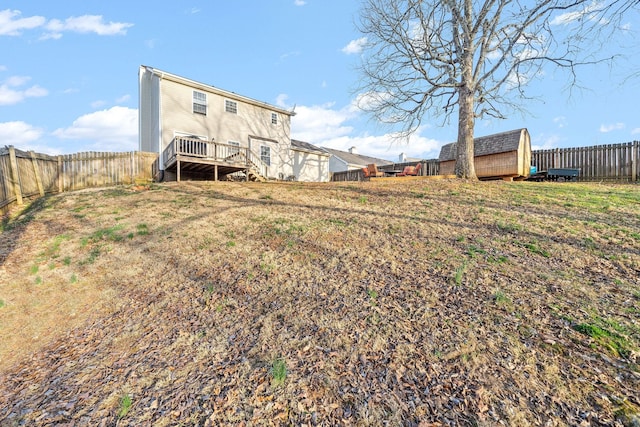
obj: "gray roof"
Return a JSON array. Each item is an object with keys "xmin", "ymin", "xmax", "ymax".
[
  {"xmin": 322, "ymin": 147, "xmax": 394, "ymax": 167},
  {"xmin": 291, "ymin": 139, "xmax": 328, "ymax": 155},
  {"xmin": 438, "ymin": 128, "xmax": 528, "ymax": 161}
]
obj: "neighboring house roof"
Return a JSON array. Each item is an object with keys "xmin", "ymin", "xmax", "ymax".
[
  {"xmin": 322, "ymin": 147, "xmax": 394, "ymax": 167},
  {"xmin": 291, "ymin": 139, "xmax": 330, "ymax": 156},
  {"xmin": 140, "ymin": 65, "xmax": 295, "ymax": 117},
  {"xmin": 439, "ymin": 128, "xmax": 528, "ymax": 161}
]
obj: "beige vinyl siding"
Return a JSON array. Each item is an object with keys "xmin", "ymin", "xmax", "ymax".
[
  {"xmin": 158, "ymin": 78, "xmax": 292, "ymax": 179},
  {"xmin": 293, "ymin": 149, "xmax": 330, "ymax": 182}
]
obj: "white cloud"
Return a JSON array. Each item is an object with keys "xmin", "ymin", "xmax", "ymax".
[
  {"xmin": 0, "ymin": 75, "xmax": 48, "ymax": 105},
  {"xmin": 531, "ymin": 133, "xmax": 563, "ymax": 151},
  {"xmin": 44, "ymin": 15, "xmax": 133, "ymax": 38},
  {"xmin": 294, "ymin": 0, "xmax": 306, "ymax": 6},
  {"xmin": 2, "ymin": 9, "xmax": 133, "ymax": 39},
  {"xmin": 0, "ymin": 121, "xmax": 44, "ymax": 145},
  {"xmin": 279, "ymin": 51, "xmax": 301, "ymax": 61},
  {"xmin": 553, "ymin": 116, "xmax": 567, "ymax": 128},
  {"xmin": 275, "ymin": 93, "xmax": 290, "ymax": 108},
  {"xmin": 289, "ymin": 96, "xmax": 442, "ymax": 161},
  {"xmin": 342, "ymin": 37, "xmax": 368, "ymax": 55},
  {"xmin": 0, "ymin": 9, "xmax": 46, "ymax": 36},
  {"xmin": 292, "ymin": 102, "xmax": 356, "ymax": 142},
  {"xmin": 551, "ymin": 2, "xmax": 605, "ymax": 26},
  {"xmin": 116, "ymin": 94, "xmax": 131, "ymax": 103},
  {"xmin": 321, "ymin": 130, "xmax": 442, "ymax": 161},
  {"xmin": 91, "ymin": 100, "xmax": 107, "ymax": 108},
  {"xmin": 599, "ymin": 122, "xmax": 625, "ymax": 133},
  {"xmin": 52, "ymin": 106, "xmax": 138, "ymax": 152},
  {"xmin": 0, "ymin": 65, "xmax": 6, "ymax": 71},
  {"xmin": 186, "ymin": 8, "xmax": 201, "ymax": 14},
  {"xmin": 631, "ymin": 128, "xmax": 640, "ymax": 135}
]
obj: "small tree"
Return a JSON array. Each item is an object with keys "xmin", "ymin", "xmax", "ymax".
[{"xmin": 356, "ymin": 0, "xmax": 627, "ymax": 179}]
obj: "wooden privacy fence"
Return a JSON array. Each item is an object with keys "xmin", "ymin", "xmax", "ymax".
[
  {"xmin": 532, "ymin": 141, "xmax": 639, "ymax": 182},
  {"xmin": 331, "ymin": 159, "xmax": 440, "ymax": 182},
  {"xmin": 1, "ymin": 146, "xmax": 157, "ymax": 212},
  {"xmin": 332, "ymin": 142, "xmax": 639, "ymax": 182}
]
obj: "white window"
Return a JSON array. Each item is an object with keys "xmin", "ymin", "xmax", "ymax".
[
  {"xmin": 260, "ymin": 145, "xmax": 271, "ymax": 166},
  {"xmin": 193, "ymin": 91, "xmax": 207, "ymax": 115},
  {"xmin": 225, "ymin": 99, "xmax": 238, "ymax": 114},
  {"xmin": 228, "ymin": 140, "xmax": 240, "ymax": 155},
  {"xmin": 271, "ymin": 112, "xmax": 278, "ymax": 125}
]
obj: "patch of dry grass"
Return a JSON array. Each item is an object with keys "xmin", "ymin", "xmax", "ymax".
[{"xmin": 0, "ymin": 179, "xmax": 639, "ymax": 426}]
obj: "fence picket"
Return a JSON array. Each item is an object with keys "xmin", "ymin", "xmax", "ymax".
[{"xmin": 0, "ymin": 147, "xmax": 157, "ymax": 210}]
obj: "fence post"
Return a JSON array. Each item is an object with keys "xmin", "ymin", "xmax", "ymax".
[
  {"xmin": 29, "ymin": 151, "xmax": 45, "ymax": 196},
  {"xmin": 57, "ymin": 155, "xmax": 63, "ymax": 193},
  {"xmin": 632, "ymin": 141, "xmax": 638, "ymax": 182},
  {"xmin": 8, "ymin": 146, "xmax": 23, "ymax": 205}
]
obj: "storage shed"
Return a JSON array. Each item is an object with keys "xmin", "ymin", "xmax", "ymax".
[{"xmin": 438, "ymin": 128, "xmax": 532, "ymax": 180}]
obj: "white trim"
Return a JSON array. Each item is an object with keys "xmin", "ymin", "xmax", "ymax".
[
  {"xmin": 225, "ymin": 99, "xmax": 238, "ymax": 114},
  {"xmin": 260, "ymin": 145, "xmax": 271, "ymax": 166},
  {"xmin": 193, "ymin": 90, "xmax": 207, "ymax": 115},
  {"xmin": 174, "ymin": 130, "xmax": 208, "ymax": 140},
  {"xmin": 141, "ymin": 65, "xmax": 295, "ymax": 116}
]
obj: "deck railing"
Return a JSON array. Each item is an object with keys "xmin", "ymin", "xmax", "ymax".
[{"xmin": 163, "ymin": 136, "xmax": 268, "ymax": 178}]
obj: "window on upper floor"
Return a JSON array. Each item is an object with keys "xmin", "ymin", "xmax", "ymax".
[
  {"xmin": 260, "ymin": 145, "xmax": 271, "ymax": 166},
  {"xmin": 228, "ymin": 140, "xmax": 240, "ymax": 155},
  {"xmin": 271, "ymin": 112, "xmax": 278, "ymax": 125},
  {"xmin": 193, "ymin": 91, "xmax": 207, "ymax": 115},
  {"xmin": 225, "ymin": 99, "xmax": 238, "ymax": 114}
]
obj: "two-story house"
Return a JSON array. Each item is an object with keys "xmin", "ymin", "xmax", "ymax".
[{"xmin": 138, "ymin": 66, "xmax": 329, "ymax": 182}]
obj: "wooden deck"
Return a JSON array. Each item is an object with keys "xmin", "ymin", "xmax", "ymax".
[{"xmin": 162, "ymin": 137, "xmax": 267, "ymax": 182}]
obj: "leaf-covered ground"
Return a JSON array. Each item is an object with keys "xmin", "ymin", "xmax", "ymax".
[{"xmin": 0, "ymin": 179, "xmax": 639, "ymax": 426}]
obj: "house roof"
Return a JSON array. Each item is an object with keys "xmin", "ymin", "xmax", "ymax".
[
  {"xmin": 438, "ymin": 128, "xmax": 529, "ymax": 161},
  {"xmin": 322, "ymin": 147, "xmax": 394, "ymax": 167},
  {"xmin": 140, "ymin": 65, "xmax": 295, "ymax": 117},
  {"xmin": 291, "ymin": 139, "xmax": 329, "ymax": 156}
]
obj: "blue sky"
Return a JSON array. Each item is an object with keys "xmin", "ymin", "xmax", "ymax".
[{"xmin": 1, "ymin": 1, "xmax": 638, "ymax": 162}]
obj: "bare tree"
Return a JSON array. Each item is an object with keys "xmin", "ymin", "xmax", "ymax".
[{"xmin": 355, "ymin": 0, "xmax": 633, "ymax": 179}]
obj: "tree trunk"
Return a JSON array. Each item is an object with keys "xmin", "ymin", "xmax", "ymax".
[{"xmin": 454, "ymin": 84, "xmax": 477, "ymax": 180}]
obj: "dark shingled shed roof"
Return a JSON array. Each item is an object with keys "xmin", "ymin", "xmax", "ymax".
[{"xmin": 438, "ymin": 129, "xmax": 528, "ymax": 161}]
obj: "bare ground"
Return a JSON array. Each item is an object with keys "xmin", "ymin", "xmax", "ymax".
[{"xmin": 0, "ymin": 179, "xmax": 639, "ymax": 426}]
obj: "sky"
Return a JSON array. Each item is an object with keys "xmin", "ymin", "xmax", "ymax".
[{"xmin": 1, "ymin": 1, "xmax": 639, "ymax": 162}]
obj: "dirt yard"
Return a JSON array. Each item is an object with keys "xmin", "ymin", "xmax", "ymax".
[{"xmin": 0, "ymin": 179, "xmax": 639, "ymax": 426}]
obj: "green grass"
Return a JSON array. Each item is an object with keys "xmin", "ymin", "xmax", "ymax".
[
  {"xmin": 270, "ymin": 358, "xmax": 287, "ymax": 387},
  {"xmin": 523, "ymin": 241, "xmax": 550, "ymax": 258},
  {"xmin": 81, "ymin": 247, "xmax": 101, "ymax": 265},
  {"xmin": 572, "ymin": 322, "xmax": 633, "ymax": 359},
  {"xmin": 89, "ymin": 225, "xmax": 125, "ymax": 243},
  {"xmin": 496, "ymin": 220, "xmax": 522, "ymax": 233},
  {"xmin": 118, "ymin": 394, "xmax": 132, "ymax": 418},
  {"xmin": 0, "ymin": 299, "xmax": 5, "ymax": 308},
  {"xmin": 453, "ymin": 262, "xmax": 466, "ymax": 286},
  {"xmin": 367, "ymin": 289, "xmax": 378, "ymax": 305},
  {"xmin": 493, "ymin": 290, "xmax": 512, "ymax": 308},
  {"xmin": 136, "ymin": 223, "xmax": 149, "ymax": 236}
]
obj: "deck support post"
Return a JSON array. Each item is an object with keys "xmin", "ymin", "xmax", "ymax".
[
  {"xmin": 214, "ymin": 165, "xmax": 218, "ymax": 181},
  {"xmin": 177, "ymin": 159, "xmax": 181, "ymax": 182}
]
